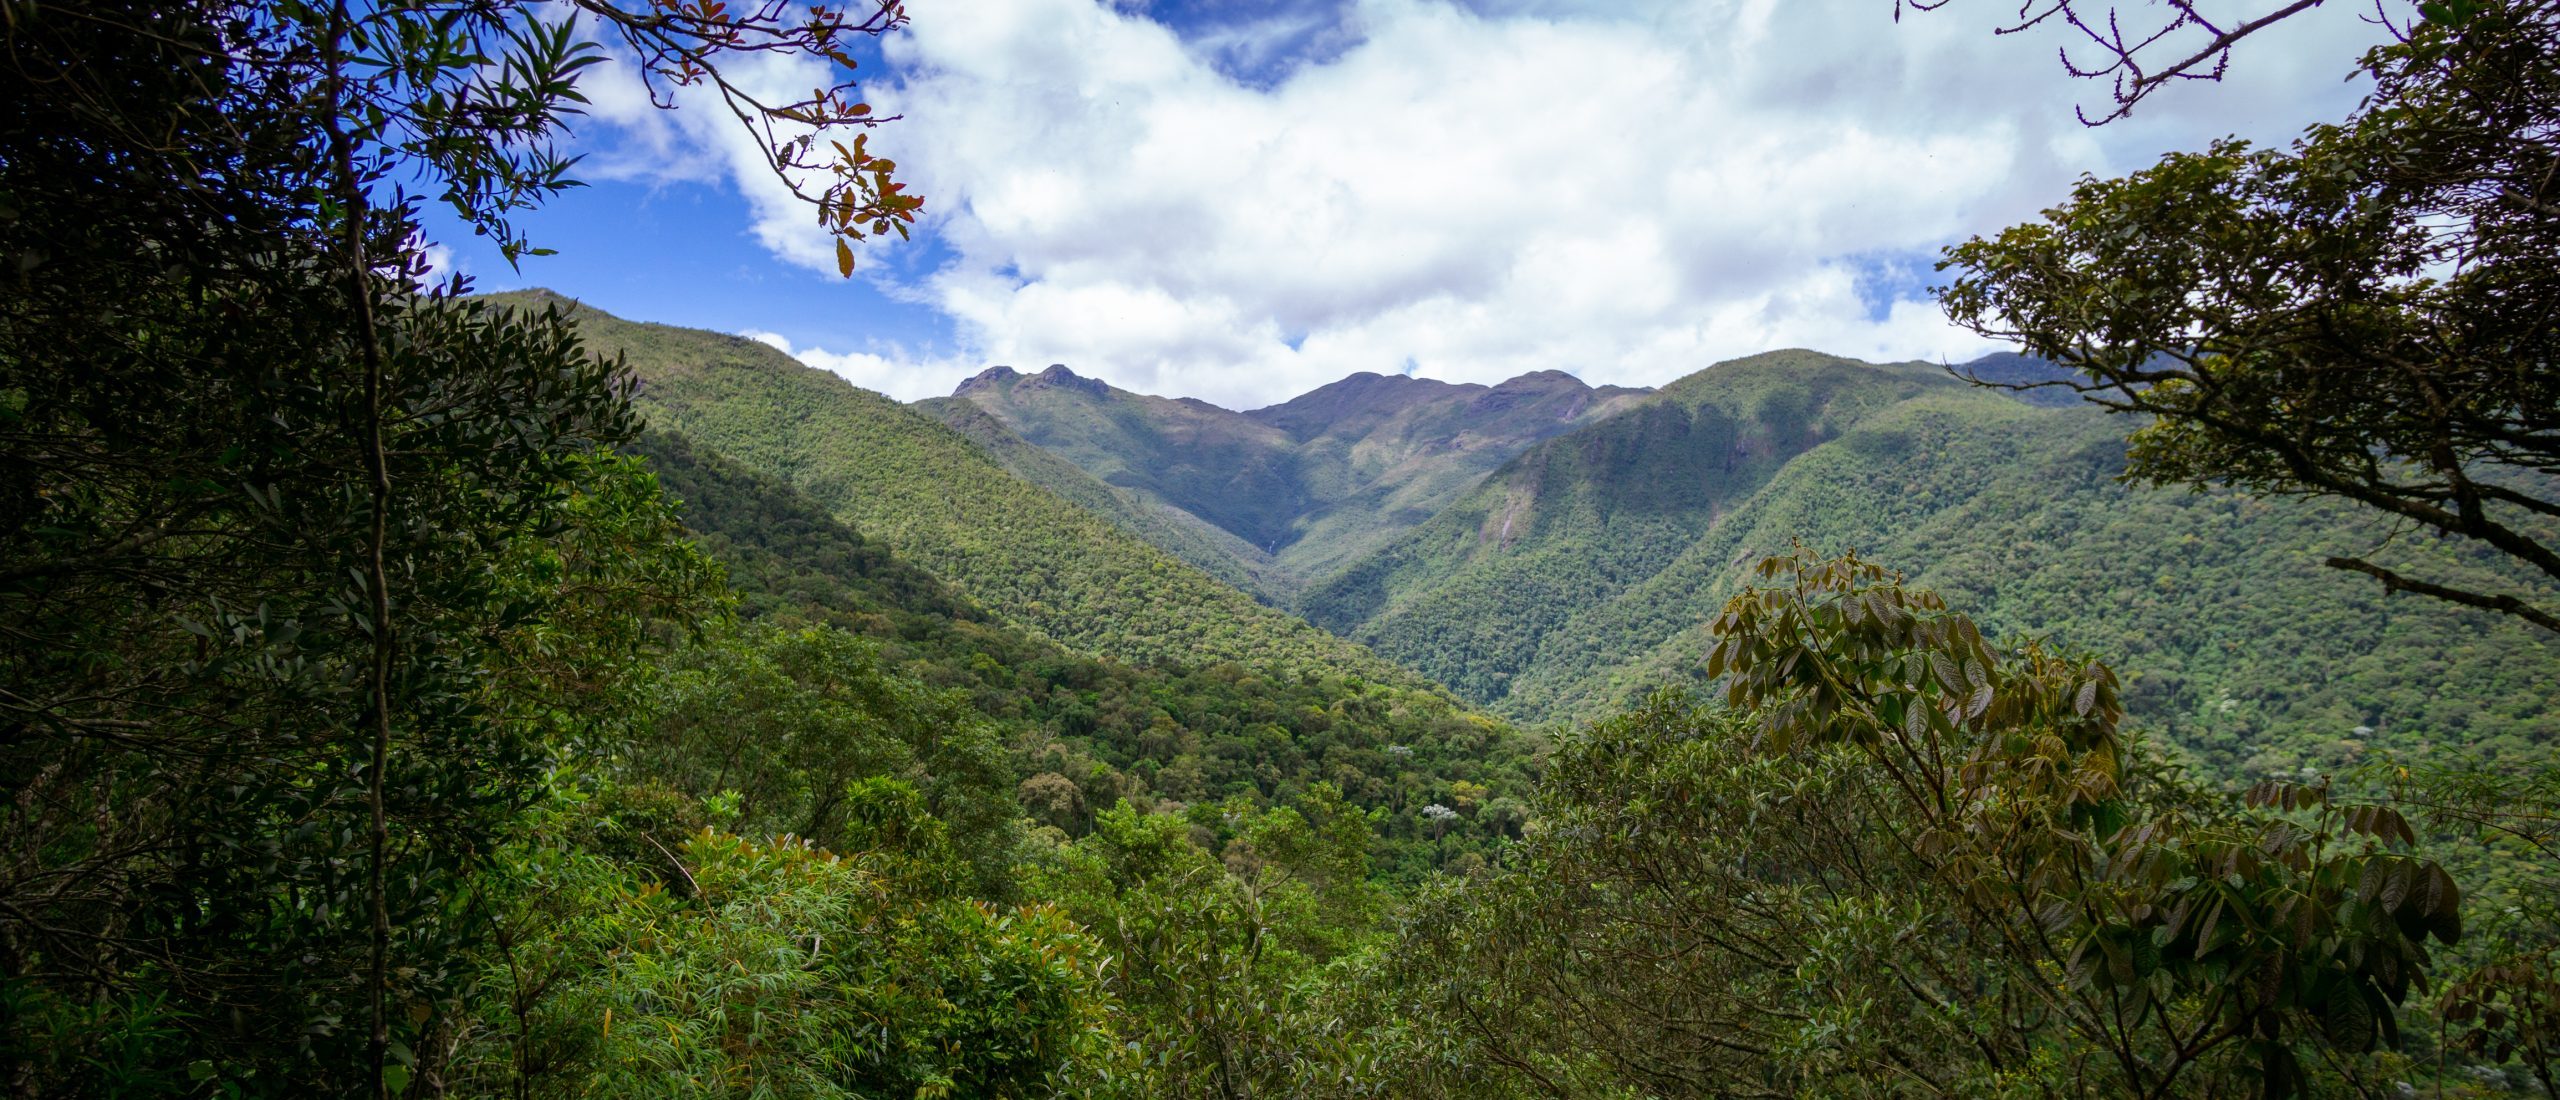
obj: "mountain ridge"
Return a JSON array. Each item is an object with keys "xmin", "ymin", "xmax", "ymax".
[
  {"xmin": 484, "ymin": 289, "xmax": 1430, "ymax": 688},
  {"xmin": 1293, "ymin": 348, "xmax": 2556, "ymax": 783},
  {"xmin": 932, "ymin": 361, "xmax": 1651, "ymax": 593}
]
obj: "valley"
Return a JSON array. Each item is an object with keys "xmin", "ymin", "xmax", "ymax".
[{"xmin": 16, "ymin": 3, "xmax": 2556, "ymax": 1093}]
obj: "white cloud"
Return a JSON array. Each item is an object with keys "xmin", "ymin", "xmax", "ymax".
[
  {"xmin": 585, "ymin": 0, "xmax": 2401, "ymax": 407},
  {"xmin": 739, "ymin": 330, "xmax": 965, "ymax": 401}
]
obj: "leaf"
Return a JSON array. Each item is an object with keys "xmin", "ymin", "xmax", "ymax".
[
  {"xmin": 1930, "ymin": 651, "xmax": 1963, "ymax": 692},
  {"xmin": 2379, "ymin": 860, "xmax": 2413, "ymax": 911},
  {"xmin": 836, "ymin": 236, "xmax": 856, "ymax": 277},
  {"xmin": 2321, "ymin": 980, "xmax": 2376, "ymax": 1052}
]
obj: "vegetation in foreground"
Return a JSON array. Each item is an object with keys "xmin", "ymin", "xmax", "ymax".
[{"xmin": 2, "ymin": 0, "xmax": 2555, "ymax": 1097}]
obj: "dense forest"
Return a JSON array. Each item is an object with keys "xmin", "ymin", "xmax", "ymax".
[{"xmin": 2, "ymin": 0, "xmax": 2555, "ymax": 1098}]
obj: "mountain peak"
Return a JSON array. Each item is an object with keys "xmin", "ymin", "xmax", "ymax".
[
  {"xmin": 1021, "ymin": 363, "xmax": 1110, "ymax": 397},
  {"xmin": 1488, "ymin": 369, "xmax": 1588, "ymax": 392},
  {"xmin": 954, "ymin": 365, "xmax": 1020, "ymax": 395}
]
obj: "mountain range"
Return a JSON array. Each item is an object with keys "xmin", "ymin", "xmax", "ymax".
[
  {"xmin": 504, "ymin": 290, "xmax": 2556, "ymax": 788},
  {"xmin": 923, "ymin": 362, "xmax": 1649, "ymax": 600}
]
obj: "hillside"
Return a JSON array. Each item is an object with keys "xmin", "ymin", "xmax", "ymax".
[
  {"xmin": 910, "ymin": 394, "xmax": 1297, "ymax": 601},
  {"xmin": 628, "ymin": 429, "xmax": 1531, "ymax": 880},
  {"xmin": 1305, "ymin": 351, "xmax": 2560, "ymax": 778},
  {"xmin": 1300, "ymin": 350, "xmax": 1966, "ymax": 701},
  {"xmin": 936, "ymin": 362, "xmax": 1648, "ymax": 592},
  {"xmin": 488, "ymin": 291, "xmax": 1420, "ymax": 683}
]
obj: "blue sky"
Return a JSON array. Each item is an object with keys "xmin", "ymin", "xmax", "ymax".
[{"xmin": 428, "ymin": 0, "xmax": 2398, "ymax": 409}]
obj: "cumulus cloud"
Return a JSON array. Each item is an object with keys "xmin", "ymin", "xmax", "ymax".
[
  {"xmin": 740, "ymin": 330, "xmax": 966, "ymax": 401},
  {"xmin": 583, "ymin": 0, "xmax": 2400, "ymax": 407}
]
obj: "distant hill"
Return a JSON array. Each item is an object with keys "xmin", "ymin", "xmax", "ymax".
[
  {"xmin": 1950, "ymin": 350, "xmax": 2099, "ymax": 407},
  {"xmin": 1301, "ymin": 349, "xmax": 2557, "ymax": 782},
  {"xmin": 1300, "ymin": 349, "xmax": 1966, "ymax": 704},
  {"xmin": 911, "ymin": 394, "xmax": 1295, "ymax": 601},
  {"xmin": 486, "ymin": 290, "xmax": 1424, "ymax": 684},
  {"xmin": 930, "ymin": 362, "xmax": 1648, "ymax": 595}
]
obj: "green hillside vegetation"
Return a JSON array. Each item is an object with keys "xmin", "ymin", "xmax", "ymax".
[
  {"xmin": 26, "ymin": 2, "xmax": 2560, "ymax": 1095},
  {"xmin": 950, "ymin": 364, "xmax": 1311, "ymax": 563},
  {"xmin": 1302, "ymin": 350, "xmax": 1965, "ymax": 702},
  {"xmin": 943, "ymin": 362, "xmax": 1647, "ymax": 593},
  {"xmin": 630, "ymin": 429, "xmax": 1534, "ymax": 881},
  {"xmin": 911, "ymin": 394, "xmax": 1296, "ymax": 600},
  {"xmin": 1304, "ymin": 353, "xmax": 2560, "ymax": 787},
  {"xmin": 483, "ymin": 290, "xmax": 1413, "ymax": 682}
]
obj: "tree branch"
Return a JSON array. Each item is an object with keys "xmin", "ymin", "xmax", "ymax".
[{"xmin": 2325, "ymin": 555, "xmax": 2560, "ymax": 633}]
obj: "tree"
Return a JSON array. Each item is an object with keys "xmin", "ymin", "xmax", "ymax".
[
  {"xmin": 1932, "ymin": 1, "xmax": 2560, "ymax": 633},
  {"xmin": 447, "ymin": 789, "xmax": 1120, "ymax": 1099},
  {"xmin": 0, "ymin": 0, "xmax": 916, "ymax": 1091},
  {"xmin": 1346, "ymin": 552, "xmax": 2464, "ymax": 1097}
]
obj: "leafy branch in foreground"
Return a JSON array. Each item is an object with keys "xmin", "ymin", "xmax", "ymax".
[
  {"xmin": 1938, "ymin": 0, "xmax": 2560, "ymax": 632},
  {"xmin": 1707, "ymin": 549, "xmax": 2462, "ymax": 1095},
  {"xmin": 1352, "ymin": 550, "xmax": 2468, "ymax": 1098}
]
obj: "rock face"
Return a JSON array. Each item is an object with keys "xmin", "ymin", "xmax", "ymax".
[{"xmin": 930, "ymin": 362, "xmax": 1651, "ymax": 592}]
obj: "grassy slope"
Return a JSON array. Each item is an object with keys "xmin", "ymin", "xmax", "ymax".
[
  {"xmin": 1250, "ymin": 370, "xmax": 1652, "ymax": 585},
  {"xmin": 1306, "ymin": 351, "xmax": 2558, "ymax": 782},
  {"xmin": 947, "ymin": 366, "xmax": 1309, "ymax": 558},
  {"xmin": 493, "ymin": 291, "xmax": 1420, "ymax": 683}
]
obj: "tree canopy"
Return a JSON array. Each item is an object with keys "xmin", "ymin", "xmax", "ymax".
[{"xmin": 1936, "ymin": 0, "xmax": 2560, "ymax": 633}]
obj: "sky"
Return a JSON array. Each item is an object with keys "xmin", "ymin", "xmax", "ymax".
[{"xmin": 424, "ymin": 0, "xmax": 2403, "ymax": 410}]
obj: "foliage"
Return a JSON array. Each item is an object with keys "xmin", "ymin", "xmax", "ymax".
[
  {"xmin": 1019, "ymin": 790, "xmax": 1383, "ymax": 1099},
  {"xmin": 496, "ymin": 291, "xmax": 1427, "ymax": 685},
  {"xmin": 1297, "ymin": 352, "xmax": 2560, "ymax": 800},
  {"xmin": 1342, "ymin": 553, "xmax": 2467, "ymax": 1098},
  {"xmin": 630, "ymin": 428, "xmax": 1535, "ymax": 881},
  {"xmin": 443, "ymin": 787, "xmax": 1119, "ymax": 1098},
  {"xmin": 1301, "ymin": 350, "xmax": 1956, "ymax": 708},
  {"xmin": 913, "ymin": 396, "xmax": 1293, "ymax": 602},
  {"xmin": 0, "ymin": 217, "xmax": 642, "ymax": 1099},
  {"xmin": 0, "ymin": 0, "xmax": 916, "ymax": 1088},
  {"xmin": 1939, "ymin": 0, "xmax": 2560, "ymax": 631},
  {"xmin": 637, "ymin": 623, "xmax": 1023, "ymax": 896}
]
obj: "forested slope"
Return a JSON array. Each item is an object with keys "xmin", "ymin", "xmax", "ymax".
[
  {"xmin": 942, "ymin": 362, "xmax": 1648, "ymax": 591},
  {"xmin": 487, "ymin": 291, "xmax": 1414, "ymax": 682},
  {"xmin": 1300, "ymin": 350, "xmax": 1965, "ymax": 701},
  {"xmin": 911, "ymin": 394, "xmax": 1295, "ymax": 601},
  {"xmin": 1305, "ymin": 352, "xmax": 2560, "ymax": 780},
  {"xmin": 629, "ymin": 430, "xmax": 1532, "ymax": 879}
]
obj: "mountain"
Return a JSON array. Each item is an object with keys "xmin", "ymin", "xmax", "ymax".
[
  {"xmin": 926, "ymin": 362, "xmax": 1648, "ymax": 595},
  {"xmin": 488, "ymin": 291, "xmax": 1422, "ymax": 685},
  {"xmin": 1300, "ymin": 349, "xmax": 1963, "ymax": 702},
  {"xmin": 1302, "ymin": 349, "xmax": 2559, "ymax": 779},
  {"xmin": 627, "ymin": 428, "xmax": 1531, "ymax": 881},
  {"xmin": 911, "ymin": 394, "xmax": 1294, "ymax": 600},
  {"xmin": 1949, "ymin": 350, "xmax": 2100, "ymax": 407}
]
